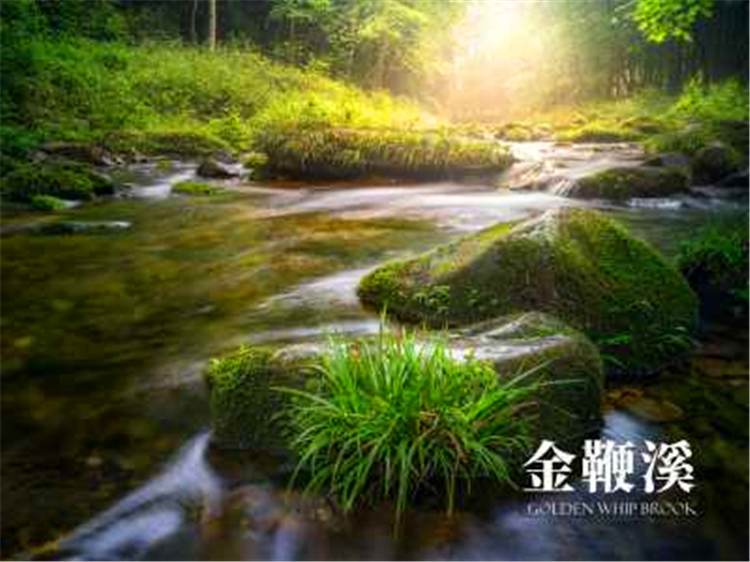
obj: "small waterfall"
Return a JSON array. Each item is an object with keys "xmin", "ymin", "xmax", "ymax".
[
  {"xmin": 548, "ymin": 176, "xmax": 575, "ymax": 197},
  {"xmin": 56, "ymin": 431, "xmax": 220, "ymax": 561}
]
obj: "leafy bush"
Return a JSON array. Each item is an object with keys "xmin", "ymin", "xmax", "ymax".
[
  {"xmin": 280, "ymin": 328, "xmax": 537, "ymax": 524},
  {"xmin": 670, "ymin": 78, "xmax": 750, "ymax": 122},
  {"xmin": 678, "ymin": 214, "xmax": 749, "ymax": 318}
]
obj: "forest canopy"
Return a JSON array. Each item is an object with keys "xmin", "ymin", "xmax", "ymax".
[{"xmin": 1, "ymin": 0, "xmax": 747, "ymax": 120}]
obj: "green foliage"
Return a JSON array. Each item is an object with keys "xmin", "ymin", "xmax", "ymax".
[
  {"xmin": 172, "ymin": 181, "xmax": 223, "ymax": 196},
  {"xmin": 266, "ymin": 0, "xmax": 462, "ymax": 95},
  {"xmin": 632, "ymin": 0, "xmax": 714, "ymax": 43},
  {"xmin": 280, "ymin": 328, "xmax": 536, "ymax": 523},
  {"xmin": 29, "ymin": 194, "xmax": 67, "ymax": 211},
  {"xmin": 256, "ymin": 127, "xmax": 512, "ymax": 179},
  {"xmin": 0, "ymin": 160, "xmax": 113, "ymax": 201},
  {"xmin": 242, "ymin": 151, "xmax": 270, "ymax": 169},
  {"xmin": 670, "ymin": 78, "xmax": 750, "ymax": 122},
  {"xmin": 0, "ymin": 37, "xmax": 434, "ymax": 157},
  {"xmin": 678, "ymin": 214, "xmax": 749, "ymax": 316}
]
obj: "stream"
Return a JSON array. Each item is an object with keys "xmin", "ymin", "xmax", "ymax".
[{"xmin": 1, "ymin": 142, "xmax": 747, "ymax": 560}]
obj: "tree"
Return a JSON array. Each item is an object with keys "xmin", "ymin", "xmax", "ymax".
[
  {"xmin": 208, "ymin": 0, "xmax": 216, "ymax": 50},
  {"xmin": 632, "ymin": 0, "xmax": 714, "ymax": 43}
]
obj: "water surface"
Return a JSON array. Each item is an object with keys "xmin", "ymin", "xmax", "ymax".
[{"xmin": 1, "ymin": 143, "xmax": 747, "ymax": 560}]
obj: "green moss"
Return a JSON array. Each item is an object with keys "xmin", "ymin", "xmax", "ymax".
[
  {"xmin": 255, "ymin": 127, "xmax": 513, "ymax": 180},
  {"xmin": 0, "ymin": 160, "xmax": 114, "ymax": 202},
  {"xmin": 359, "ymin": 209, "xmax": 699, "ymax": 377},
  {"xmin": 172, "ymin": 181, "xmax": 223, "ymax": 196},
  {"xmin": 572, "ymin": 166, "xmax": 689, "ymax": 200},
  {"xmin": 30, "ymin": 194, "xmax": 67, "ymax": 211},
  {"xmin": 205, "ymin": 345, "xmax": 317, "ymax": 450},
  {"xmin": 678, "ymin": 214, "xmax": 749, "ymax": 320}
]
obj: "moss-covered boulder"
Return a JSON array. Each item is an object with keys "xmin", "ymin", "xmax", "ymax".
[
  {"xmin": 358, "ymin": 208, "xmax": 699, "ymax": 376},
  {"xmin": 678, "ymin": 214, "xmax": 749, "ymax": 322},
  {"xmin": 197, "ymin": 158, "xmax": 240, "ymax": 179},
  {"xmin": 205, "ymin": 345, "xmax": 319, "ymax": 451},
  {"xmin": 569, "ymin": 166, "xmax": 689, "ymax": 200},
  {"xmin": 453, "ymin": 312, "xmax": 603, "ymax": 448},
  {"xmin": 206, "ymin": 314, "xmax": 602, "ymax": 452},
  {"xmin": 0, "ymin": 160, "xmax": 115, "ymax": 202}
]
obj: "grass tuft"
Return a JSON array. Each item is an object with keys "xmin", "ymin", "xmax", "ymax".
[{"xmin": 278, "ymin": 326, "xmax": 537, "ymax": 525}]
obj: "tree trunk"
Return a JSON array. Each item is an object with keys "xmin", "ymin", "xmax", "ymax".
[
  {"xmin": 208, "ymin": 0, "xmax": 216, "ymax": 50},
  {"xmin": 191, "ymin": 0, "xmax": 199, "ymax": 44}
]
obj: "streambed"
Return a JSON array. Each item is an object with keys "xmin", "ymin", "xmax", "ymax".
[{"xmin": 1, "ymin": 143, "xmax": 747, "ymax": 560}]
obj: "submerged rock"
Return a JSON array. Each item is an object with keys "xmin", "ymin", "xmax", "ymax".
[
  {"xmin": 716, "ymin": 169, "xmax": 749, "ymax": 189},
  {"xmin": 201, "ymin": 485, "xmax": 336, "ymax": 560},
  {"xmin": 568, "ymin": 165, "xmax": 689, "ymax": 200},
  {"xmin": 197, "ymin": 158, "xmax": 240, "ymax": 179},
  {"xmin": 358, "ymin": 208, "xmax": 698, "ymax": 376},
  {"xmin": 36, "ymin": 221, "xmax": 133, "ymax": 235},
  {"xmin": 205, "ymin": 313, "xmax": 602, "ymax": 452}
]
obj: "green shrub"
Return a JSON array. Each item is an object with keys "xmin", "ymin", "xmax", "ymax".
[
  {"xmin": 30, "ymin": 194, "xmax": 67, "ymax": 211},
  {"xmin": 670, "ymin": 78, "xmax": 750, "ymax": 122},
  {"xmin": 1, "ymin": 38, "xmax": 434, "ymax": 156},
  {"xmin": 678, "ymin": 214, "xmax": 749, "ymax": 319},
  {"xmin": 280, "ymin": 328, "xmax": 537, "ymax": 524},
  {"xmin": 172, "ymin": 180, "xmax": 223, "ymax": 196}
]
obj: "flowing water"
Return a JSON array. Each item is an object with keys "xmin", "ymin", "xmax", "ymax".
[{"xmin": 1, "ymin": 143, "xmax": 747, "ymax": 560}]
